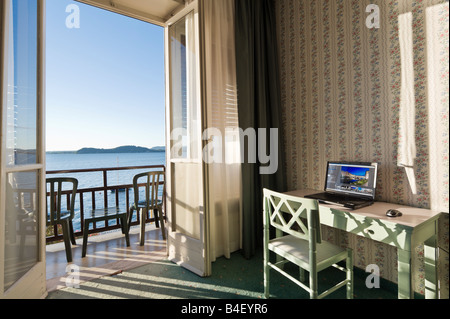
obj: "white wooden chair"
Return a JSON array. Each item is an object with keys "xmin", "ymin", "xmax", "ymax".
[{"xmin": 263, "ymin": 188, "xmax": 353, "ymax": 299}]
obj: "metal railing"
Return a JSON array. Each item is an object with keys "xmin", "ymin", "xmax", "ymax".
[{"xmin": 46, "ymin": 164, "xmax": 165, "ymax": 243}]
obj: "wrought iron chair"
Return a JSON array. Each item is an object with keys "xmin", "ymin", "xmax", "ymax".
[
  {"xmin": 263, "ymin": 189, "xmax": 353, "ymax": 299},
  {"xmin": 46, "ymin": 178, "xmax": 78, "ymax": 263},
  {"xmin": 128, "ymin": 171, "xmax": 166, "ymax": 246}
]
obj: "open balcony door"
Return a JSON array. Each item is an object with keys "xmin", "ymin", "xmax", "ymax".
[
  {"xmin": 165, "ymin": 1, "xmax": 211, "ymax": 277},
  {"xmin": 0, "ymin": 0, "xmax": 47, "ymax": 298}
]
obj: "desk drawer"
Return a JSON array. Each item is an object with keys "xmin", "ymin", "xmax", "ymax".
[{"xmin": 320, "ymin": 210, "xmax": 411, "ymax": 250}]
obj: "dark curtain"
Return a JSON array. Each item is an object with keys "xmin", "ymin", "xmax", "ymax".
[{"xmin": 235, "ymin": 0, "xmax": 287, "ymax": 259}]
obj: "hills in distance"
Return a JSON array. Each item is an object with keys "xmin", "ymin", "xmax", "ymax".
[
  {"xmin": 77, "ymin": 145, "xmax": 165, "ymax": 154},
  {"xmin": 47, "ymin": 145, "xmax": 165, "ymax": 154}
]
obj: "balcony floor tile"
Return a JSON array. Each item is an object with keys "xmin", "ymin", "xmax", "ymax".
[{"xmin": 46, "ymin": 224, "xmax": 167, "ymax": 292}]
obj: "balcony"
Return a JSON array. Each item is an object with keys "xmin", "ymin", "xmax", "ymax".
[{"xmin": 45, "ymin": 165, "xmax": 167, "ymax": 292}]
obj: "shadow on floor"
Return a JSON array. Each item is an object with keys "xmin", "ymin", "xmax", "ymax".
[{"xmin": 46, "ymin": 249, "xmax": 399, "ymax": 300}]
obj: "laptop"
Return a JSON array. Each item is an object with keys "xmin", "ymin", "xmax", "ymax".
[{"xmin": 305, "ymin": 161, "xmax": 378, "ymax": 210}]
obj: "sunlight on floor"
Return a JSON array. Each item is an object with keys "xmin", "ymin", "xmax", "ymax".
[{"xmin": 46, "ymin": 224, "xmax": 167, "ymax": 292}]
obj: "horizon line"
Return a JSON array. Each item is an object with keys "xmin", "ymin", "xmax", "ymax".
[{"xmin": 46, "ymin": 145, "xmax": 166, "ymax": 153}]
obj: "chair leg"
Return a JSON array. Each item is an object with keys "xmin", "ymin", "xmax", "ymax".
[
  {"xmin": 69, "ymin": 220, "xmax": 76, "ymax": 245},
  {"xmin": 263, "ymin": 248, "xmax": 270, "ymax": 298},
  {"xmin": 127, "ymin": 207, "xmax": 134, "ymax": 232},
  {"xmin": 309, "ymin": 268, "xmax": 318, "ymax": 299},
  {"xmin": 155, "ymin": 207, "xmax": 166, "ymax": 240},
  {"xmin": 120, "ymin": 217, "xmax": 125, "ymax": 234},
  {"xmin": 299, "ymin": 267, "xmax": 306, "ymax": 282},
  {"xmin": 19, "ymin": 219, "xmax": 26, "ymax": 258},
  {"xmin": 346, "ymin": 248, "xmax": 354, "ymax": 299},
  {"xmin": 82, "ymin": 221, "xmax": 90, "ymax": 258},
  {"xmin": 61, "ymin": 221, "xmax": 73, "ymax": 263},
  {"xmin": 121, "ymin": 216, "xmax": 130, "ymax": 247},
  {"xmin": 139, "ymin": 208, "xmax": 146, "ymax": 246},
  {"xmin": 154, "ymin": 208, "xmax": 160, "ymax": 228}
]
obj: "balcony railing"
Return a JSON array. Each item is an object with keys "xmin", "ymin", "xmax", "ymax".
[{"xmin": 46, "ymin": 164, "xmax": 165, "ymax": 244}]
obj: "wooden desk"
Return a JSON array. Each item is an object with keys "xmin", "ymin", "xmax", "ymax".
[{"xmin": 285, "ymin": 189, "xmax": 442, "ymax": 299}]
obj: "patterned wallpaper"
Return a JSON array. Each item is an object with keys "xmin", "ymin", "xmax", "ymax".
[{"xmin": 274, "ymin": 0, "xmax": 449, "ymax": 297}]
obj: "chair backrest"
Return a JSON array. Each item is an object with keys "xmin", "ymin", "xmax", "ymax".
[
  {"xmin": 132, "ymin": 171, "xmax": 165, "ymax": 208},
  {"xmin": 263, "ymin": 188, "xmax": 322, "ymax": 244},
  {"xmin": 46, "ymin": 178, "xmax": 78, "ymax": 225}
]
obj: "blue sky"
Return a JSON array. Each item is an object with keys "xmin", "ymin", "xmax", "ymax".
[{"xmin": 45, "ymin": 0, "xmax": 165, "ymax": 151}]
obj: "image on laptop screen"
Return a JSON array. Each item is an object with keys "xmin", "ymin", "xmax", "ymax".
[{"xmin": 325, "ymin": 162, "xmax": 378, "ymax": 199}]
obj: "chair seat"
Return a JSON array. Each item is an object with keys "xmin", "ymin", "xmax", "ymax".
[
  {"xmin": 269, "ymin": 235, "xmax": 348, "ymax": 272},
  {"xmin": 134, "ymin": 199, "xmax": 162, "ymax": 209},
  {"xmin": 47, "ymin": 210, "xmax": 72, "ymax": 225}
]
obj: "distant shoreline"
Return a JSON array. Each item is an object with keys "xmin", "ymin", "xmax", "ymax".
[{"xmin": 47, "ymin": 145, "xmax": 165, "ymax": 154}]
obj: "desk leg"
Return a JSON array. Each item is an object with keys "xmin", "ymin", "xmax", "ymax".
[
  {"xmin": 424, "ymin": 235, "xmax": 438, "ymax": 299},
  {"xmin": 398, "ymin": 249, "xmax": 413, "ymax": 299}
]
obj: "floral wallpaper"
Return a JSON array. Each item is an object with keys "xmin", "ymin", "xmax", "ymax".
[{"xmin": 274, "ymin": 0, "xmax": 449, "ymax": 297}]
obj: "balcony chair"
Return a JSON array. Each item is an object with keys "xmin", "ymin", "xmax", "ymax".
[
  {"xmin": 263, "ymin": 189, "xmax": 353, "ymax": 299},
  {"xmin": 128, "ymin": 171, "xmax": 166, "ymax": 246},
  {"xmin": 46, "ymin": 177, "xmax": 78, "ymax": 263},
  {"xmin": 5, "ymin": 181, "xmax": 38, "ymax": 257}
]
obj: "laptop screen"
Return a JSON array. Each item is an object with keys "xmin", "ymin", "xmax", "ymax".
[{"xmin": 325, "ymin": 162, "xmax": 378, "ymax": 200}]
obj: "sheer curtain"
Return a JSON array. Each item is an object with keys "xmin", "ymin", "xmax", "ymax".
[{"xmin": 202, "ymin": 0, "xmax": 242, "ymax": 261}]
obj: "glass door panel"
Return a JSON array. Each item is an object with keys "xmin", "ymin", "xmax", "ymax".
[
  {"xmin": 5, "ymin": 0, "xmax": 38, "ymax": 167},
  {"xmin": 1, "ymin": 0, "xmax": 46, "ymax": 298},
  {"xmin": 169, "ymin": 10, "xmax": 200, "ymax": 162},
  {"xmin": 165, "ymin": 1, "xmax": 210, "ymax": 277},
  {"xmin": 4, "ymin": 171, "xmax": 39, "ymax": 291}
]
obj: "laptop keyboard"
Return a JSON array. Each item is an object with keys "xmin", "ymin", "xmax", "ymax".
[{"xmin": 307, "ymin": 192, "xmax": 371, "ymax": 206}]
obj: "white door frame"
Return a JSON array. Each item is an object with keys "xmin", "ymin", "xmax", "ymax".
[
  {"xmin": 0, "ymin": 0, "xmax": 212, "ymax": 299},
  {"xmin": 164, "ymin": 0, "xmax": 211, "ymax": 277},
  {"xmin": 0, "ymin": 0, "xmax": 47, "ymax": 299}
]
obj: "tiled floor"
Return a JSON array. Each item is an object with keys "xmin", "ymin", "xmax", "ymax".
[{"xmin": 46, "ymin": 224, "xmax": 167, "ymax": 292}]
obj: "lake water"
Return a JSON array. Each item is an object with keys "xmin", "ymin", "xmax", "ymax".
[
  {"xmin": 46, "ymin": 152, "xmax": 166, "ymax": 187},
  {"xmin": 46, "ymin": 152, "xmax": 166, "ymax": 231}
]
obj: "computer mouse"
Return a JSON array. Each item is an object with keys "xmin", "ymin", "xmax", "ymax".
[{"xmin": 386, "ymin": 209, "xmax": 402, "ymax": 217}]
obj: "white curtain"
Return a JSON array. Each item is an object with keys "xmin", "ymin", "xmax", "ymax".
[
  {"xmin": 397, "ymin": 12, "xmax": 417, "ymax": 195},
  {"xmin": 203, "ymin": 0, "xmax": 242, "ymax": 261}
]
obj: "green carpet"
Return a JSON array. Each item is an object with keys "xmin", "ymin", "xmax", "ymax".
[{"xmin": 46, "ymin": 249, "xmax": 399, "ymax": 300}]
